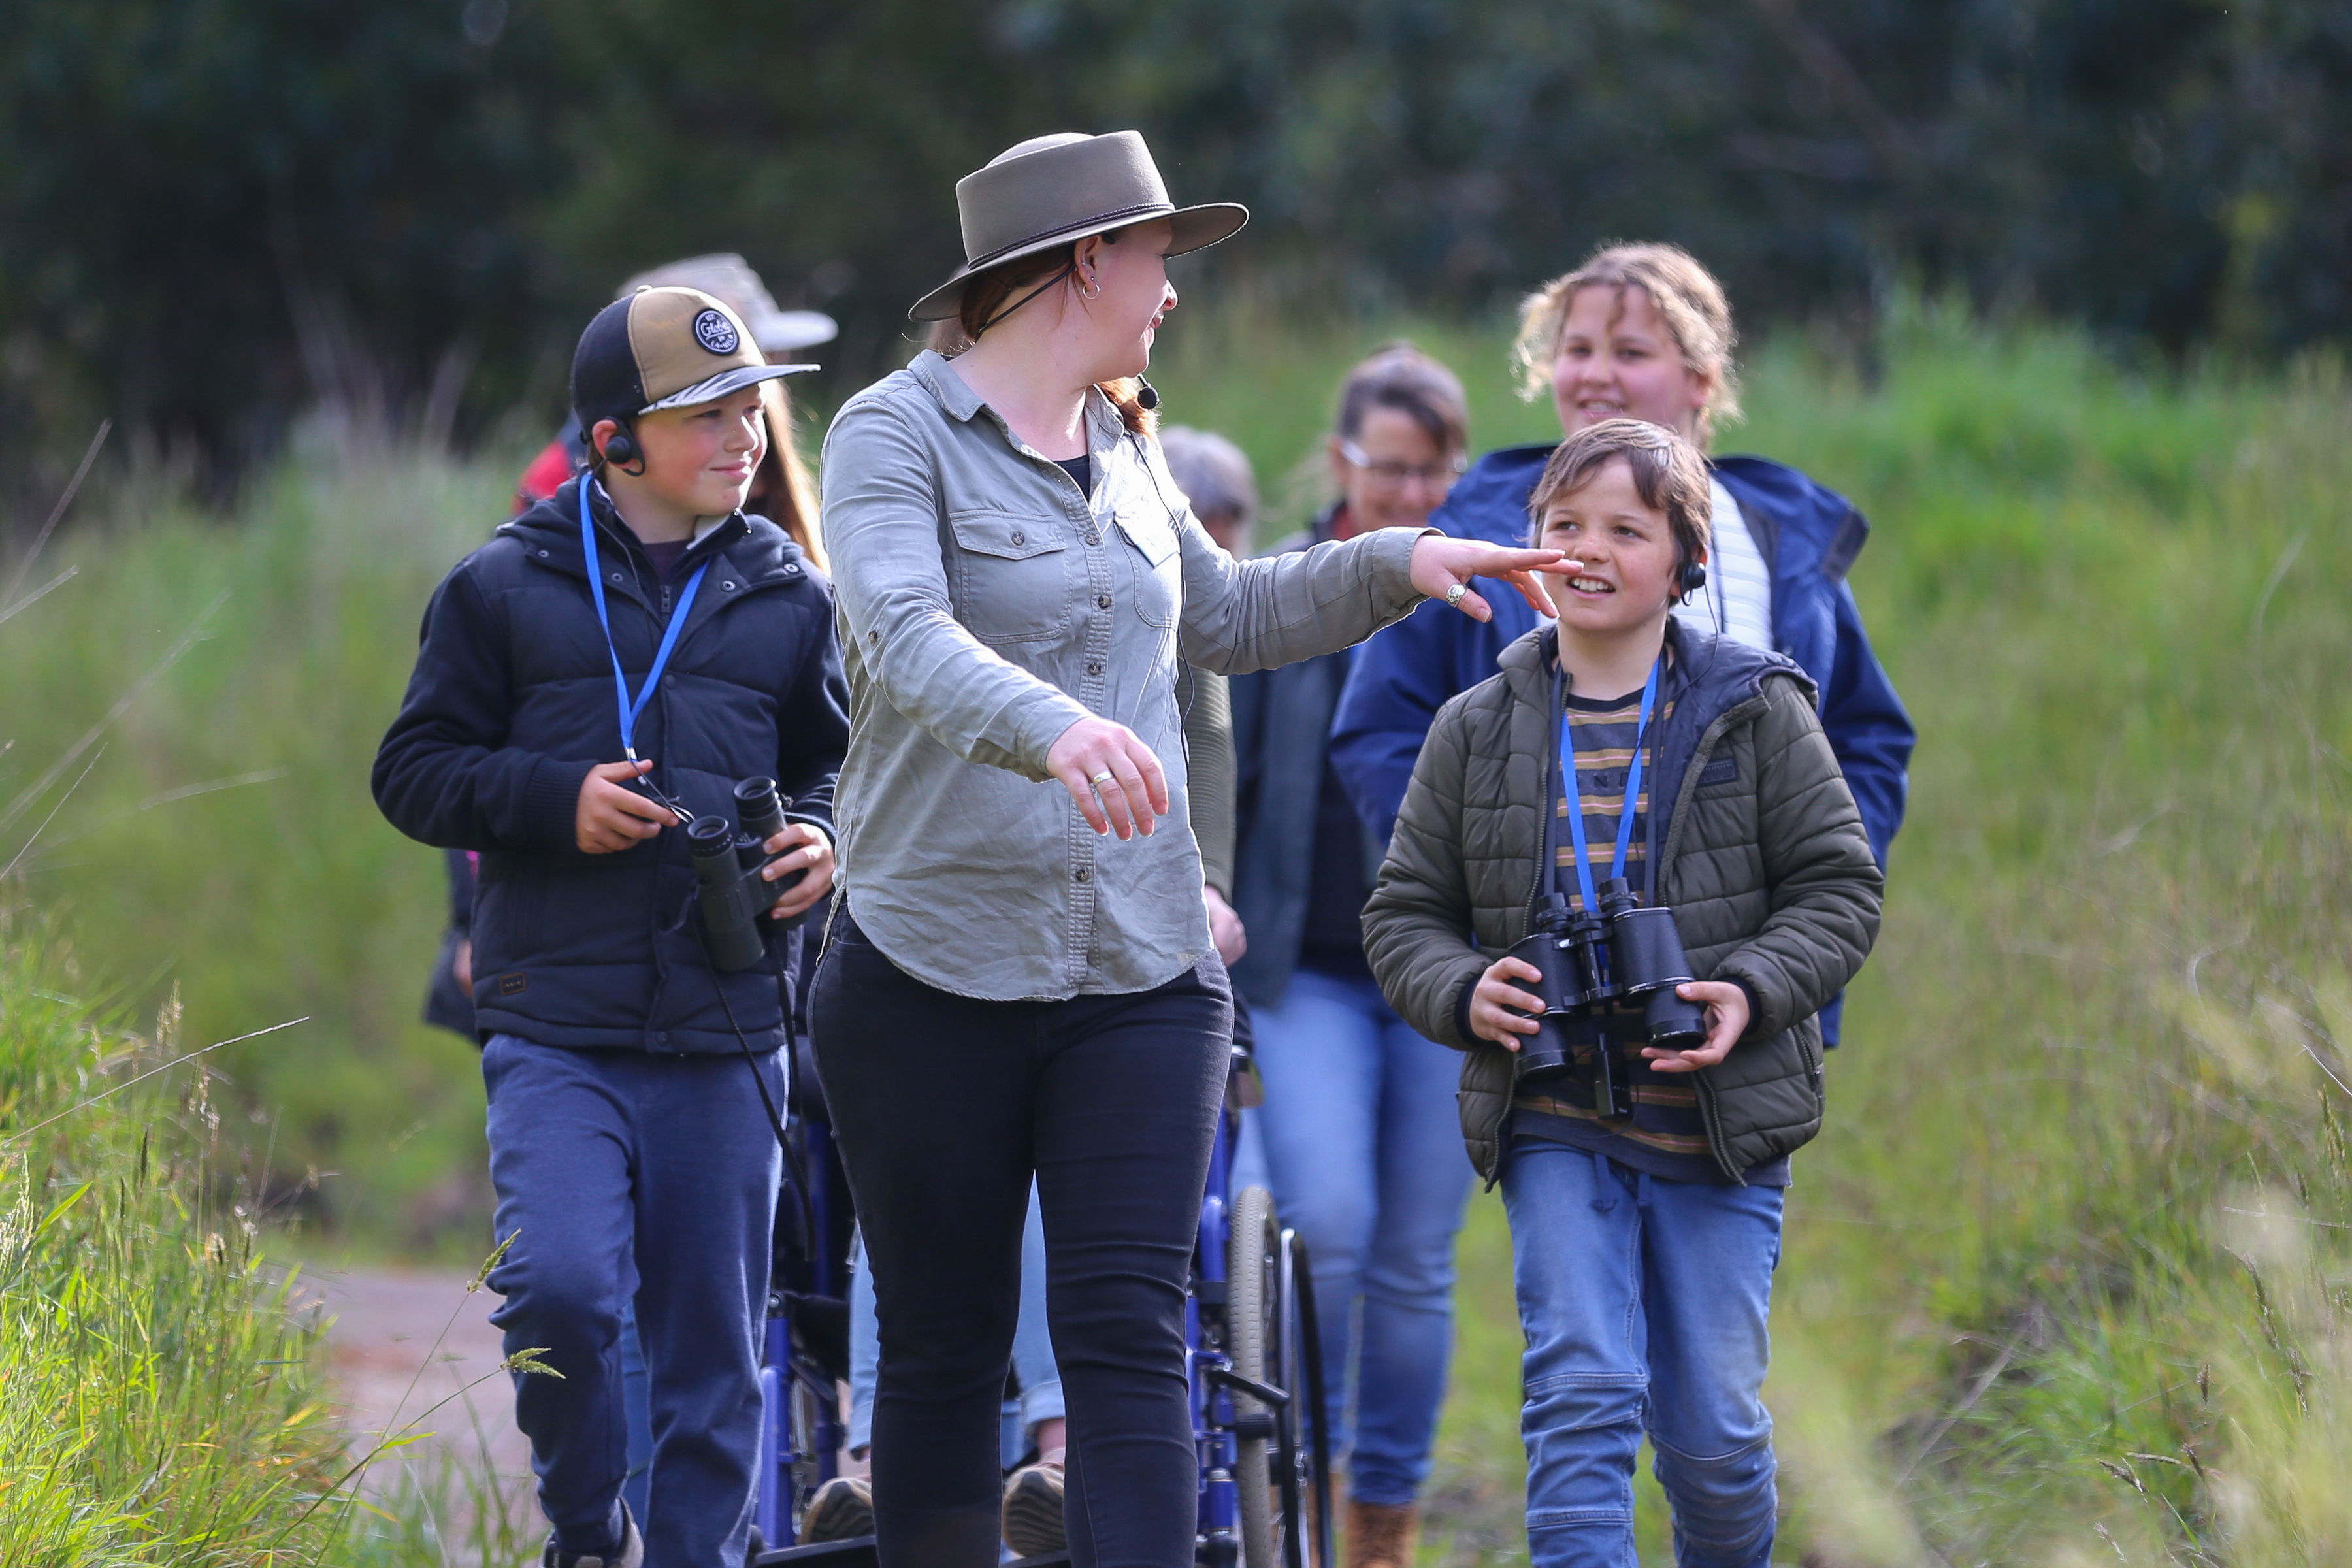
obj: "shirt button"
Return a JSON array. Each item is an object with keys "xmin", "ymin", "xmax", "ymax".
[
  {"xmin": 1086, "ymin": 532, "xmax": 1101, "ymax": 546},
  {"xmin": 1075, "ymin": 867, "xmax": 1092, "ymax": 883},
  {"xmin": 610, "ymin": 572, "xmax": 625, "ymax": 583},
  {"xmin": 721, "ymin": 580, "xmax": 737, "ymax": 591},
  {"xmin": 1086, "ymin": 660, "xmax": 1103, "ymax": 676},
  {"xmin": 1010, "ymin": 531, "xmax": 1026, "ymax": 546},
  {"xmin": 1096, "ymin": 593, "xmax": 1113, "ymax": 610}
]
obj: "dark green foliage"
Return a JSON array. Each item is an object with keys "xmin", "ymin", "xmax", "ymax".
[{"xmin": 1, "ymin": 0, "xmax": 2348, "ymax": 483}]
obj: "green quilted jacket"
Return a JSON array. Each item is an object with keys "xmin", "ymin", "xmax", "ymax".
[{"xmin": 1362, "ymin": 620, "xmax": 1883, "ymax": 1184}]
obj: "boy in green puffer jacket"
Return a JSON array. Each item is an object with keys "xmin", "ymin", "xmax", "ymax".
[{"xmin": 1362, "ymin": 419, "xmax": 1882, "ymax": 1568}]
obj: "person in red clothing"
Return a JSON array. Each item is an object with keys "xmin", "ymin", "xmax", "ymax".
[{"xmin": 516, "ymin": 253, "xmax": 834, "ymax": 570}]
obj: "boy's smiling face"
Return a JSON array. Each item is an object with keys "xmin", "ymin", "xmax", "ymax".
[
  {"xmin": 1537, "ymin": 455, "xmax": 1691, "ymax": 634},
  {"xmin": 596, "ymin": 385, "xmax": 768, "ymax": 521}
]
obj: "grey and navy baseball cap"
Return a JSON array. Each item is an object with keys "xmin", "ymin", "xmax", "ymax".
[{"xmin": 570, "ymin": 286, "xmax": 818, "ymax": 431}]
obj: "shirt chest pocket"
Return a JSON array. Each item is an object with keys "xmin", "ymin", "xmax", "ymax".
[
  {"xmin": 1115, "ymin": 511, "xmax": 1181, "ymax": 629},
  {"xmin": 947, "ymin": 510, "xmax": 1072, "ymax": 644}
]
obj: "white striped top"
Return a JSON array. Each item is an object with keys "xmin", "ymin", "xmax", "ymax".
[{"xmin": 1673, "ymin": 478, "xmax": 1774, "ymax": 653}]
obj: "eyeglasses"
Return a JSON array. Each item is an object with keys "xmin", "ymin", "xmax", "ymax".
[{"xmin": 1339, "ymin": 440, "xmax": 1468, "ymax": 489}]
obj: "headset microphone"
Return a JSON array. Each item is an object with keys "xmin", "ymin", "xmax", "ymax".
[{"xmin": 1135, "ymin": 376, "xmax": 1160, "ymax": 412}]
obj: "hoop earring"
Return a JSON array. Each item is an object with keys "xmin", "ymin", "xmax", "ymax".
[{"xmin": 1079, "ymin": 276, "xmax": 1101, "ymax": 301}]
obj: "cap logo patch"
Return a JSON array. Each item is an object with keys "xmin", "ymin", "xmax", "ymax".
[{"xmin": 692, "ymin": 308, "xmax": 740, "ymax": 355}]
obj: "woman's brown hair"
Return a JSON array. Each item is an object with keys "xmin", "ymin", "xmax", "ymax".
[
  {"xmin": 1334, "ymin": 341, "xmax": 1469, "ymax": 456},
  {"xmin": 754, "ymin": 378, "xmax": 826, "ymax": 572},
  {"xmin": 953, "ymin": 235, "xmax": 1158, "ymax": 436},
  {"xmin": 1511, "ymin": 242, "xmax": 1741, "ymax": 447}
]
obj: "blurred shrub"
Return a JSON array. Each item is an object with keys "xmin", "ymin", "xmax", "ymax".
[{"xmin": 2, "ymin": 0, "xmax": 2349, "ymax": 488}]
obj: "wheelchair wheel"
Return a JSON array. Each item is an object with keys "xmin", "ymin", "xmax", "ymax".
[
  {"xmin": 1277, "ymin": 1227, "xmax": 1333, "ymax": 1568},
  {"xmin": 1227, "ymin": 1184, "xmax": 1281, "ymax": 1568}
]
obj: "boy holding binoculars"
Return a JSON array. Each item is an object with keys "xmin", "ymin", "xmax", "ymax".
[
  {"xmin": 1362, "ymin": 419, "xmax": 1882, "ymax": 1567},
  {"xmin": 374, "ymin": 286, "xmax": 849, "ymax": 1568}
]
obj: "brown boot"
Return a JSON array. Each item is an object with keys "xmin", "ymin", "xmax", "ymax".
[{"xmin": 1345, "ymin": 1499, "xmax": 1420, "ymax": 1568}]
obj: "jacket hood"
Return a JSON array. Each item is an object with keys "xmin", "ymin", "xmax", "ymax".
[
  {"xmin": 1443, "ymin": 442, "xmax": 1870, "ymax": 583},
  {"xmin": 1495, "ymin": 615, "xmax": 1815, "ymax": 712}
]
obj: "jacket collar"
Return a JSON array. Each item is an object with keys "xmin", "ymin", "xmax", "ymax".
[
  {"xmin": 501, "ymin": 478, "xmax": 788, "ymax": 595},
  {"xmin": 1446, "ymin": 442, "xmax": 1872, "ymax": 585},
  {"xmin": 1496, "ymin": 615, "xmax": 1810, "ymax": 714}
]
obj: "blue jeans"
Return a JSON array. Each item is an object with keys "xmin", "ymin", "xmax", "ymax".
[
  {"xmin": 849, "ymin": 1182, "xmax": 1066, "ymax": 1462},
  {"xmin": 1501, "ymin": 1142, "xmax": 1784, "ymax": 1568},
  {"xmin": 1246, "ymin": 967, "xmax": 1472, "ymax": 1507},
  {"xmin": 483, "ymin": 1036, "xmax": 781, "ymax": 1568}
]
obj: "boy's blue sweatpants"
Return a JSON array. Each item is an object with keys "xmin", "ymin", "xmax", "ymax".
[{"xmin": 483, "ymin": 1034, "xmax": 782, "ymax": 1568}]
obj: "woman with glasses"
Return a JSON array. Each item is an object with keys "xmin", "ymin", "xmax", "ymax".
[{"xmin": 1226, "ymin": 342, "xmax": 1474, "ymax": 1568}]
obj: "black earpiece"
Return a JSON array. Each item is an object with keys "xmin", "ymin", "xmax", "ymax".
[
  {"xmin": 600, "ymin": 423, "xmax": 642, "ymax": 472},
  {"xmin": 1678, "ymin": 557, "xmax": 1708, "ymax": 601},
  {"xmin": 1135, "ymin": 376, "xmax": 1160, "ymax": 412}
]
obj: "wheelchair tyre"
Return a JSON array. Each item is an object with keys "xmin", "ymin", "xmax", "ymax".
[
  {"xmin": 1228, "ymin": 1184, "xmax": 1281, "ymax": 1568},
  {"xmin": 1278, "ymin": 1228, "xmax": 1333, "ymax": 1568}
]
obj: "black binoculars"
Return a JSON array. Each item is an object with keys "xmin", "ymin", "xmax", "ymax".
[
  {"xmin": 1505, "ymin": 876, "xmax": 1708, "ymax": 1117},
  {"xmin": 687, "ymin": 778, "xmax": 802, "ymax": 972}
]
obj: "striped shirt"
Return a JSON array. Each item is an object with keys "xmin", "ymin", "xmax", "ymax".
[
  {"xmin": 1511, "ymin": 676, "xmax": 1791, "ymax": 1186},
  {"xmin": 1553, "ymin": 686, "xmax": 1667, "ymax": 906},
  {"xmin": 1671, "ymin": 480, "xmax": 1774, "ymax": 654}
]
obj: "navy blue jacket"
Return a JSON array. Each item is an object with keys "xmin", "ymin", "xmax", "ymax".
[
  {"xmin": 1329, "ymin": 444, "xmax": 1914, "ymax": 1044},
  {"xmin": 373, "ymin": 478, "xmax": 849, "ymax": 1055}
]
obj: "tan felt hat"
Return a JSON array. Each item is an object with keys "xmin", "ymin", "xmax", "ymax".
[
  {"xmin": 571, "ymin": 286, "xmax": 817, "ymax": 431},
  {"xmin": 909, "ymin": 130, "xmax": 1248, "ymax": 322}
]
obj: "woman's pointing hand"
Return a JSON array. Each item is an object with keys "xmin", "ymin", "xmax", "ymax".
[{"xmin": 1408, "ymin": 534, "xmax": 1581, "ymax": 623}]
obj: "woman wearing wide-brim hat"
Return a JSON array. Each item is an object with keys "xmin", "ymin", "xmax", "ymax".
[{"xmin": 811, "ymin": 129, "xmax": 1574, "ymax": 1567}]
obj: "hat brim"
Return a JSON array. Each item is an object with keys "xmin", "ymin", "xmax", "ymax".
[
  {"xmin": 909, "ymin": 201, "xmax": 1250, "ymax": 322},
  {"xmin": 640, "ymin": 361, "xmax": 819, "ymax": 414},
  {"xmin": 751, "ymin": 309, "xmax": 839, "ymax": 353}
]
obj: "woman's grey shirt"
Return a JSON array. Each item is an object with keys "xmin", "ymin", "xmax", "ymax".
[{"xmin": 821, "ymin": 350, "xmax": 1427, "ymax": 1001}]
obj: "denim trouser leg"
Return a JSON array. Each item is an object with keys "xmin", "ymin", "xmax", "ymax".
[
  {"xmin": 849, "ymin": 1185, "xmax": 1065, "ymax": 1464},
  {"xmin": 848, "ymin": 1232, "xmax": 877, "ymax": 1455},
  {"xmin": 1013, "ymin": 1188, "xmax": 1067, "ymax": 1440},
  {"xmin": 1500, "ymin": 1143, "xmax": 1783, "ymax": 1568},
  {"xmin": 1251, "ymin": 968, "xmax": 1472, "ymax": 1506},
  {"xmin": 484, "ymin": 1036, "xmax": 781, "ymax": 1568}
]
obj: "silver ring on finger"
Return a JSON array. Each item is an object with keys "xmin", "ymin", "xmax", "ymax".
[
  {"xmin": 1090, "ymin": 770, "xmax": 1117, "ymax": 787},
  {"xmin": 1444, "ymin": 582, "xmax": 1468, "ymax": 608}
]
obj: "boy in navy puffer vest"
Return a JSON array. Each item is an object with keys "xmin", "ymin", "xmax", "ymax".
[{"xmin": 374, "ymin": 287, "xmax": 849, "ymax": 1568}]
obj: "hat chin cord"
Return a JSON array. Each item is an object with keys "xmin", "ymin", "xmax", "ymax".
[{"xmin": 971, "ymin": 259, "xmax": 1079, "ymax": 337}]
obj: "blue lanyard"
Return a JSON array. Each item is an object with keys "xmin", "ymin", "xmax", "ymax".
[
  {"xmin": 1558, "ymin": 657, "xmax": 1662, "ymax": 911},
  {"xmin": 579, "ymin": 479, "xmax": 710, "ymax": 762}
]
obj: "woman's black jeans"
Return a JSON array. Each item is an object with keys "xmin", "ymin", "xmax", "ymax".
[{"xmin": 812, "ymin": 914, "xmax": 1230, "ymax": 1568}]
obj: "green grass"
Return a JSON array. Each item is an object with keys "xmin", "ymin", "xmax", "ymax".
[
  {"xmin": 0, "ymin": 924, "xmax": 354, "ymax": 1561},
  {"xmin": 0, "ymin": 443, "xmax": 517, "ymax": 1254},
  {"xmin": 5, "ymin": 300, "xmax": 2351, "ymax": 1561}
]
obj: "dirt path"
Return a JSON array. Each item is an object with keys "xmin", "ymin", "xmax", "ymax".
[{"xmin": 291, "ymin": 1264, "xmax": 537, "ymax": 1543}]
